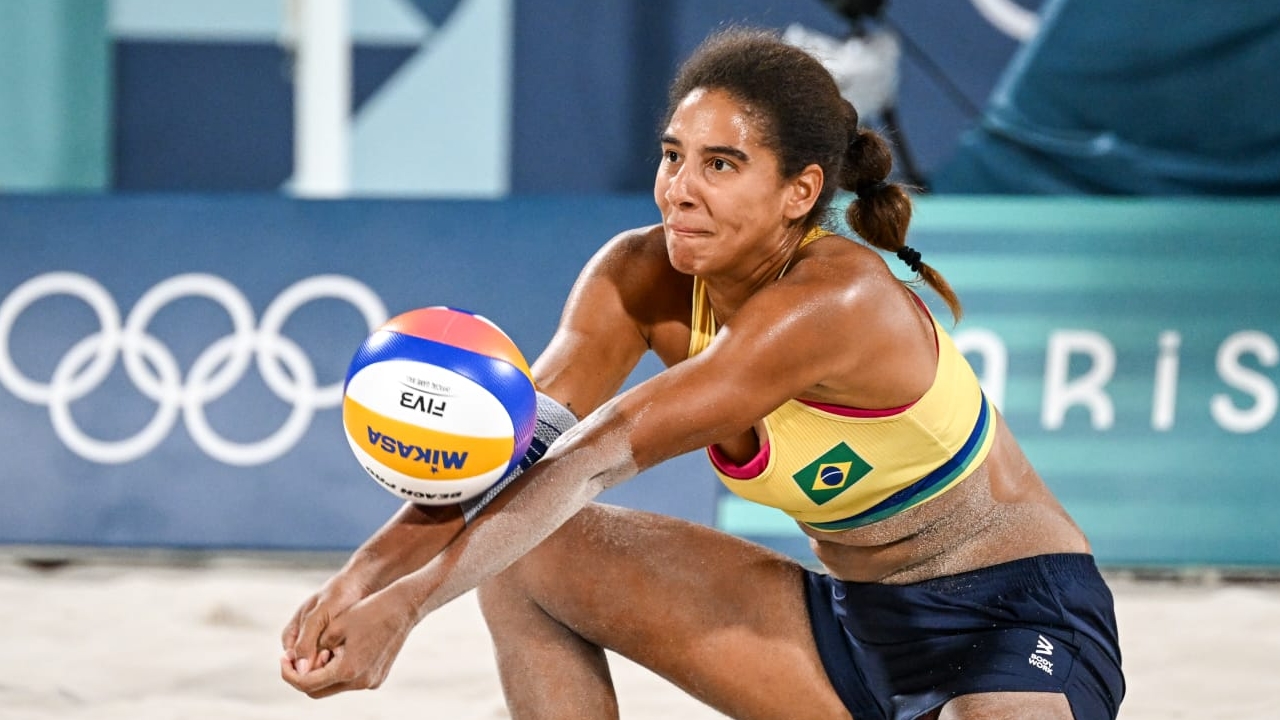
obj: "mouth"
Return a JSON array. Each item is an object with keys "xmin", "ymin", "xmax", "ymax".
[{"xmin": 665, "ymin": 222, "xmax": 711, "ymax": 238}]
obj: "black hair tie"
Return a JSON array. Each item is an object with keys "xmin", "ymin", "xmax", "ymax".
[
  {"xmin": 856, "ymin": 179, "xmax": 890, "ymax": 198},
  {"xmin": 896, "ymin": 246, "xmax": 923, "ymax": 273}
]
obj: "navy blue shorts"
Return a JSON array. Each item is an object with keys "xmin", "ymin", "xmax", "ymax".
[{"xmin": 804, "ymin": 553, "xmax": 1124, "ymax": 720}]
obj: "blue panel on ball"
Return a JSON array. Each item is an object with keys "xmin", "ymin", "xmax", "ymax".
[{"xmin": 345, "ymin": 330, "xmax": 538, "ymax": 457}]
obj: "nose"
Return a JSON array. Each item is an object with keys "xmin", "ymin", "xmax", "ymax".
[{"xmin": 662, "ymin": 162, "xmax": 696, "ymax": 207}]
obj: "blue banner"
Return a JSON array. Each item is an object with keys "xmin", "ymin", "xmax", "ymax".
[
  {"xmin": 0, "ymin": 194, "xmax": 714, "ymax": 551},
  {"xmin": 2, "ymin": 195, "xmax": 1278, "ymax": 567}
]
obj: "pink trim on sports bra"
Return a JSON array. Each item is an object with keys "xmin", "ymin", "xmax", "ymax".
[
  {"xmin": 796, "ymin": 398, "xmax": 916, "ymax": 417},
  {"xmin": 707, "ymin": 440, "xmax": 770, "ymax": 479}
]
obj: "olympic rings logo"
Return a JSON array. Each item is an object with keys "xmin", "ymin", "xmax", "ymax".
[{"xmin": 0, "ymin": 272, "xmax": 387, "ymax": 466}]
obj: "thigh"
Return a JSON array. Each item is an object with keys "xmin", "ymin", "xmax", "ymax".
[
  {"xmin": 485, "ymin": 502, "xmax": 851, "ymax": 720},
  {"xmin": 939, "ymin": 691, "xmax": 1073, "ymax": 720}
]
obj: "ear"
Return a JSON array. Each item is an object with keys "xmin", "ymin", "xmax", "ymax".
[{"xmin": 783, "ymin": 163, "xmax": 824, "ymax": 222}]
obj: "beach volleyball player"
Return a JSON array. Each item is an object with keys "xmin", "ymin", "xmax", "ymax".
[{"xmin": 282, "ymin": 27, "xmax": 1125, "ymax": 719}]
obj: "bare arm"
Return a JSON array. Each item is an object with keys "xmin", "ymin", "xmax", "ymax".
[
  {"xmin": 283, "ymin": 226, "xmax": 654, "ymax": 654},
  {"xmin": 284, "ymin": 230, "xmax": 892, "ymax": 696},
  {"xmin": 368, "ymin": 241, "xmax": 874, "ymax": 624},
  {"xmin": 279, "ymin": 502, "xmax": 461, "ymax": 670},
  {"xmin": 332, "ymin": 503, "xmax": 464, "ymax": 593}
]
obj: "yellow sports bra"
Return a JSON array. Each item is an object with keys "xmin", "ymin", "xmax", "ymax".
[{"xmin": 688, "ymin": 228, "xmax": 996, "ymax": 531}]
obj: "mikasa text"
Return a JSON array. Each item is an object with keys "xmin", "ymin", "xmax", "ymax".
[{"xmin": 364, "ymin": 426, "xmax": 469, "ymax": 472}]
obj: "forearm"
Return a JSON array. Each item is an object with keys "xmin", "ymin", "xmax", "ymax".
[
  {"xmin": 386, "ymin": 411, "xmax": 640, "ymax": 622},
  {"xmin": 336, "ymin": 392, "xmax": 579, "ymax": 594},
  {"xmin": 335, "ymin": 502, "xmax": 464, "ymax": 593},
  {"xmin": 459, "ymin": 391, "xmax": 581, "ymax": 523}
]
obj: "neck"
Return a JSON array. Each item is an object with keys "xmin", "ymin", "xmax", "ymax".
[{"xmin": 703, "ymin": 225, "xmax": 814, "ymax": 324}]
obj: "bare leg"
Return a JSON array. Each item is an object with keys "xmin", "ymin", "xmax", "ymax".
[
  {"xmin": 477, "ymin": 503, "xmax": 851, "ymax": 720},
  {"xmin": 480, "ymin": 568, "xmax": 620, "ymax": 719},
  {"xmin": 939, "ymin": 692, "xmax": 1073, "ymax": 719}
]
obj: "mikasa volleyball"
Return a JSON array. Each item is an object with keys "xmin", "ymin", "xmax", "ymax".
[{"xmin": 341, "ymin": 307, "xmax": 538, "ymax": 504}]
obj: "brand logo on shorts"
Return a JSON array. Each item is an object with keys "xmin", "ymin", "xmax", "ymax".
[
  {"xmin": 791, "ymin": 442, "xmax": 873, "ymax": 505},
  {"xmin": 1028, "ymin": 634, "xmax": 1055, "ymax": 675}
]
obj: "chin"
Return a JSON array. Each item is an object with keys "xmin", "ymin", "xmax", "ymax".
[{"xmin": 665, "ymin": 244, "xmax": 699, "ymax": 276}]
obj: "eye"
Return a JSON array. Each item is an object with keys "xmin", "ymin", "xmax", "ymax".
[
  {"xmin": 710, "ymin": 157, "xmax": 733, "ymax": 172},
  {"xmin": 663, "ymin": 149, "xmax": 680, "ymax": 164}
]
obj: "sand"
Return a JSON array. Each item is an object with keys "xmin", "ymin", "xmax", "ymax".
[{"xmin": 3, "ymin": 552, "xmax": 1277, "ymax": 720}]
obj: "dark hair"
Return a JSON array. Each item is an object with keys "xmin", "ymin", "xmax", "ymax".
[{"xmin": 664, "ymin": 26, "xmax": 962, "ymax": 320}]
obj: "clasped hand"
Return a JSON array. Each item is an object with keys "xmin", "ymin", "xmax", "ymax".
[{"xmin": 280, "ymin": 577, "xmax": 417, "ymax": 698}]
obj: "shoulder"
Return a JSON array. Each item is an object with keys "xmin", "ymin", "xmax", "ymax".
[
  {"xmin": 734, "ymin": 233, "xmax": 924, "ymax": 370},
  {"xmin": 781, "ymin": 233, "xmax": 903, "ymax": 315},
  {"xmin": 712, "ymin": 235, "xmax": 896, "ymax": 359},
  {"xmin": 580, "ymin": 224, "xmax": 685, "ymax": 295},
  {"xmin": 774, "ymin": 235, "xmax": 938, "ymax": 403},
  {"xmin": 591, "ymin": 224, "xmax": 668, "ymax": 267},
  {"xmin": 566, "ymin": 223, "xmax": 691, "ymax": 343}
]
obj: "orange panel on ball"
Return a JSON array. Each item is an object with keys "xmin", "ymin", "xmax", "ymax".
[{"xmin": 380, "ymin": 307, "xmax": 532, "ymax": 380}]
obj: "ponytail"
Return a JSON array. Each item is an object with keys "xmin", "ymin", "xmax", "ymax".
[{"xmin": 841, "ymin": 126, "xmax": 962, "ymax": 322}]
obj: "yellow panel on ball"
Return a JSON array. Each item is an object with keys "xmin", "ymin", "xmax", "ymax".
[{"xmin": 342, "ymin": 395, "xmax": 514, "ymax": 480}]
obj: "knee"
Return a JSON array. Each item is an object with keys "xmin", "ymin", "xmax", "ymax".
[
  {"xmin": 477, "ymin": 566, "xmax": 516, "ymax": 620},
  {"xmin": 476, "ymin": 557, "xmax": 538, "ymax": 628},
  {"xmin": 476, "ymin": 503, "xmax": 605, "ymax": 627}
]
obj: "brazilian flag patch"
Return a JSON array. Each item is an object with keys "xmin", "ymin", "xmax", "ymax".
[{"xmin": 791, "ymin": 442, "xmax": 873, "ymax": 505}]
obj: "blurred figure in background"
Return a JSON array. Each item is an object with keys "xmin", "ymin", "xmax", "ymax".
[
  {"xmin": 784, "ymin": 0, "xmax": 931, "ymax": 189},
  {"xmin": 934, "ymin": 0, "xmax": 1280, "ymax": 194}
]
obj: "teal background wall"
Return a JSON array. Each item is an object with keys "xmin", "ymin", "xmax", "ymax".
[
  {"xmin": 0, "ymin": 0, "xmax": 111, "ymax": 191},
  {"xmin": 724, "ymin": 197, "xmax": 1280, "ymax": 568}
]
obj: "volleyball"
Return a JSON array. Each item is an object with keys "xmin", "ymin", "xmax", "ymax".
[{"xmin": 341, "ymin": 306, "xmax": 538, "ymax": 505}]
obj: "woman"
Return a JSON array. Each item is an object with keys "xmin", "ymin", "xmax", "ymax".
[{"xmin": 282, "ymin": 27, "xmax": 1124, "ymax": 719}]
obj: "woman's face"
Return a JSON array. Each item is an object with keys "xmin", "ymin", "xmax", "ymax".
[{"xmin": 655, "ymin": 88, "xmax": 800, "ymax": 279}]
